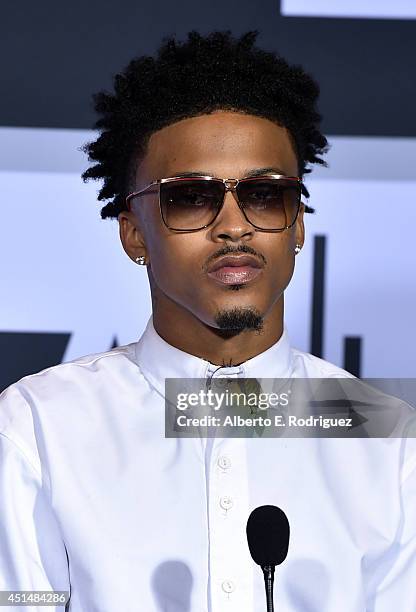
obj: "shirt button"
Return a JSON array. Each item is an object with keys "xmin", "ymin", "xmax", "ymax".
[
  {"xmin": 217, "ymin": 455, "xmax": 231, "ymax": 470},
  {"xmin": 220, "ymin": 495, "xmax": 234, "ymax": 510},
  {"xmin": 222, "ymin": 580, "xmax": 235, "ymax": 593}
]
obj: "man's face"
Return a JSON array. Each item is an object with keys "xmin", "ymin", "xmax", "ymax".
[{"xmin": 119, "ymin": 111, "xmax": 304, "ymax": 331}]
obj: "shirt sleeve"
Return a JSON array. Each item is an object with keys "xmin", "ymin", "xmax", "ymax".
[
  {"xmin": 372, "ymin": 450, "xmax": 416, "ymax": 611},
  {"xmin": 0, "ymin": 432, "xmax": 71, "ymax": 611}
]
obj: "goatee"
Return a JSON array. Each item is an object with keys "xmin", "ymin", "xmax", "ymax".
[{"xmin": 214, "ymin": 306, "xmax": 264, "ymax": 334}]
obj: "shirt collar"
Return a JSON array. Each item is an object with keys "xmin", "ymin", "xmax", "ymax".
[{"xmin": 135, "ymin": 315, "xmax": 293, "ymax": 395}]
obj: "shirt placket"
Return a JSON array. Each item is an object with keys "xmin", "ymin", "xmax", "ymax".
[{"xmin": 205, "ymin": 370, "xmax": 254, "ymax": 611}]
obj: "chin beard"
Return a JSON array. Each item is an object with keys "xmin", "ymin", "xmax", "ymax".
[{"xmin": 214, "ymin": 306, "xmax": 264, "ymax": 334}]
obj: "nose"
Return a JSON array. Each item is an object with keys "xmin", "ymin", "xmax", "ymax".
[{"xmin": 209, "ymin": 189, "xmax": 255, "ymax": 243}]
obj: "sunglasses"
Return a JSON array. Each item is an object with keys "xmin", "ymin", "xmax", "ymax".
[{"xmin": 125, "ymin": 174, "xmax": 303, "ymax": 232}]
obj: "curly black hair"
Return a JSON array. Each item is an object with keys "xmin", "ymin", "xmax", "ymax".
[{"xmin": 81, "ymin": 30, "xmax": 329, "ymax": 219}]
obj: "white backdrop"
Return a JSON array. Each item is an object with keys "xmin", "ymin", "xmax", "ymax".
[
  {"xmin": 281, "ymin": 0, "xmax": 416, "ymax": 19},
  {"xmin": 0, "ymin": 127, "xmax": 415, "ymax": 377}
]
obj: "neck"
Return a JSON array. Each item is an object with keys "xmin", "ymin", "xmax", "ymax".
[{"xmin": 151, "ymin": 293, "xmax": 285, "ymax": 367}]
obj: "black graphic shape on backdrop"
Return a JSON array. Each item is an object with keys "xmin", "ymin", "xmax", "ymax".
[
  {"xmin": 310, "ymin": 235, "xmax": 326, "ymax": 358},
  {"xmin": 309, "ymin": 235, "xmax": 362, "ymax": 375},
  {"xmin": 344, "ymin": 336, "xmax": 362, "ymax": 378},
  {"xmin": 0, "ymin": 332, "xmax": 70, "ymax": 393}
]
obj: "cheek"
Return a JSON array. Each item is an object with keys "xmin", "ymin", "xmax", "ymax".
[
  {"xmin": 267, "ymin": 253, "xmax": 294, "ymax": 289},
  {"xmin": 146, "ymin": 232, "xmax": 202, "ymax": 296},
  {"xmin": 261, "ymin": 236, "xmax": 296, "ymax": 292}
]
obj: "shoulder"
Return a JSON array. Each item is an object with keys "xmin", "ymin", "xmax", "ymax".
[
  {"xmin": 4, "ymin": 342, "xmax": 139, "ymax": 391},
  {"xmin": 0, "ymin": 342, "xmax": 140, "ymax": 428},
  {"xmin": 290, "ymin": 346, "xmax": 357, "ymax": 378},
  {"xmin": 0, "ymin": 342, "xmax": 144, "ymax": 469}
]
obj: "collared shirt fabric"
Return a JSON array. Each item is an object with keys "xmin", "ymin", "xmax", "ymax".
[{"xmin": 1, "ymin": 315, "xmax": 416, "ymax": 611}]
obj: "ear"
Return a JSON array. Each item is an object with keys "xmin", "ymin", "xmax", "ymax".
[
  {"xmin": 118, "ymin": 210, "xmax": 147, "ymax": 264},
  {"xmin": 295, "ymin": 202, "xmax": 305, "ymax": 249}
]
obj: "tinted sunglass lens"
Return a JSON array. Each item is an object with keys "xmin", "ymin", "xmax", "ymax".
[
  {"xmin": 237, "ymin": 179, "xmax": 300, "ymax": 229},
  {"xmin": 160, "ymin": 180, "xmax": 224, "ymax": 230}
]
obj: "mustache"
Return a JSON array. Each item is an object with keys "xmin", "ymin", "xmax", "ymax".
[{"xmin": 204, "ymin": 244, "xmax": 267, "ymax": 271}]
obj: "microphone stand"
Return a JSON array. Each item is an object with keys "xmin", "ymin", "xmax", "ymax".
[{"xmin": 261, "ymin": 565, "xmax": 275, "ymax": 612}]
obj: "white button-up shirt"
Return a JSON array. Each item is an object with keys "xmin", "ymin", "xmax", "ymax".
[{"xmin": 1, "ymin": 315, "xmax": 416, "ymax": 611}]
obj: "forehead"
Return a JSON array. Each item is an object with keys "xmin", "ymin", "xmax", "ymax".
[{"xmin": 136, "ymin": 111, "xmax": 299, "ymax": 181}]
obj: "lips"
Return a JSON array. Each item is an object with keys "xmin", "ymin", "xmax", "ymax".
[
  {"xmin": 207, "ymin": 255, "xmax": 262, "ymax": 272},
  {"xmin": 207, "ymin": 255, "xmax": 263, "ymax": 285}
]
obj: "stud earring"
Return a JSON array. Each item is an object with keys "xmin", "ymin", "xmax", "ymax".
[
  {"xmin": 135, "ymin": 256, "xmax": 146, "ymax": 265},
  {"xmin": 294, "ymin": 244, "xmax": 302, "ymax": 254}
]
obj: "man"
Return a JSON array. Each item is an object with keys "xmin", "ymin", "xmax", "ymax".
[{"xmin": 1, "ymin": 30, "xmax": 415, "ymax": 611}]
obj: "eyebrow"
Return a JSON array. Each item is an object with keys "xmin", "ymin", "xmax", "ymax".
[
  {"xmin": 244, "ymin": 166, "xmax": 289, "ymax": 178},
  {"xmin": 167, "ymin": 166, "xmax": 291, "ymax": 179}
]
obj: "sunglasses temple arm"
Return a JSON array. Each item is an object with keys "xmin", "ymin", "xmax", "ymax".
[{"xmin": 126, "ymin": 183, "xmax": 160, "ymax": 209}]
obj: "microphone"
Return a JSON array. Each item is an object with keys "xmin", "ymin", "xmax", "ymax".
[{"xmin": 246, "ymin": 505, "xmax": 290, "ymax": 612}]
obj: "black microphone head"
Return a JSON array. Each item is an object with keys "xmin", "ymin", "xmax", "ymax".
[{"xmin": 246, "ymin": 505, "xmax": 290, "ymax": 567}]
